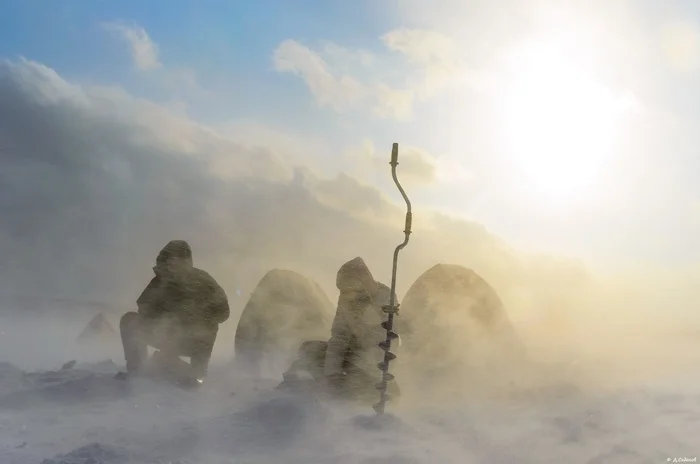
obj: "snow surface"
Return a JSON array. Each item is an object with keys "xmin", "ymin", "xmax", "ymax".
[{"xmin": 0, "ymin": 312, "xmax": 698, "ymax": 463}]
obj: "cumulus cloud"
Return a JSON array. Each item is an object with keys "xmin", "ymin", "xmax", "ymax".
[
  {"xmin": 102, "ymin": 21, "xmax": 162, "ymax": 71},
  {"xmin": 272, "ymin": 28, "xmax": 467, "ymax": 120}
]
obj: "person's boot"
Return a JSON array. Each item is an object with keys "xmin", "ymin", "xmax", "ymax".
[
  {"xmin": 188, "ymin": 328, "xmax": 216, "ymax": 385},
  {"xmin": 190, "ymin": 352, "xmax": 210, "ymax": 382},
  {"xmin": 116, "ymin": 312, "xmax": 148, "ymax": 379}
]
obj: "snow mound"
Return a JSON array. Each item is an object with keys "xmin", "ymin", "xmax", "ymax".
[
  {"xmin": 40, "ymin": 443, "xmax": 130, "ymax": 464},
  {"xmin": 76, "ymin": 313, "xmax": 117, "ymax": 344}
]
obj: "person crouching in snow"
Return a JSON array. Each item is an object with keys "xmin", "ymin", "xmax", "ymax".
[
  {"xmin": 118, "ymin": 240, "xmax": 230, "ymax": 384},
  {"xmin": 282, "ymin": 257, "xmax": 400, "ymax": 400},
  {"xmin": 322, "ymin": 257, "xmax": 398, "ymax": 399}
]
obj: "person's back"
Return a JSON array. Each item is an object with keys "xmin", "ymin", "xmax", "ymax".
[
  {"xmin": 141, "ymin": 268, "xmax": 229, "ymax": 328},
  {"xmin": 323, "ymin": 257, "xmax": 396, "ymax": 397},
  {"xmin": 119, "ymin": 240, "xmax": 229, "ymax": 381},
  {"xmin": 136, "ymin": 241, "xmax": 229, "ymax": 325}
]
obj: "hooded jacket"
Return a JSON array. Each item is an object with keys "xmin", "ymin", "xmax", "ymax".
[
  {"xmin": 323, "ymin": 257, "xmax": 396, "ymax": 378},
  {"xmin": 136, "ymin": 240, "xmax": 230, "ymax": 327}
]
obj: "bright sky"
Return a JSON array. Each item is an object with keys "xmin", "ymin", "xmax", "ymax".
[{"xmin": 2, "ymin": 0, "xmax": 699, "ymax": 270}]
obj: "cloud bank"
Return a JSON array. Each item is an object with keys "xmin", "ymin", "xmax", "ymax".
[
  {"xmin": 2, "ymin": 55, "xmax": 698, "ymax": 379},
  {"xmin": 0, "ymin": 57, "xmax": 585, "ymax": 316}
]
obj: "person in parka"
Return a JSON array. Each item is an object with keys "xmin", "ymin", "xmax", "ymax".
[
  {"xmin": 280, "ymin": 257, "xmax": 400, "ymax": 400},
  {"xmin": 118, "ymin": 240, "xmax": 230, "ymax": 382}
]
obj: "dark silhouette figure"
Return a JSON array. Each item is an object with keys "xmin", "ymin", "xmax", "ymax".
[
  {"xmin": 119, "ymin": 240, "xmax": 229, "ymax": 381},
  {"xmin": 279, "ymin": 257, "xmax": 400, "ymax": 401}
]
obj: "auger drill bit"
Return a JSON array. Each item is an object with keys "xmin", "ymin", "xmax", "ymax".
[{"xmin": 374, "ymin": 142, "xmax": 412, "ymax": 416}]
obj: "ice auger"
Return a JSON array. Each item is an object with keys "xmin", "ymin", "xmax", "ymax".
[{"xmin": 374, "ymin": 142, "xmax": 412, "ymax": 415}]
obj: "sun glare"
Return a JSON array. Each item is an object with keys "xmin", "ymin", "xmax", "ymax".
[{"xmin": 499, "ymin": 38, "xmax": 632, "ymax": 206}]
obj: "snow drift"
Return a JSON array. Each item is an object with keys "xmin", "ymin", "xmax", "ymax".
[
  {"xmin": 0, "ymin": 296, "xmax": 699, "ymax": 463},
  {"xmin": 0, "ymin": 356, "xmax": 697, "ymax": 464}
]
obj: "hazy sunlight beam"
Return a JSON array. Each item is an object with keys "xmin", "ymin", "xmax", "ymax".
[{"xmin": 498, "ymin": 39, "xmax": 633, "ymax": 206}]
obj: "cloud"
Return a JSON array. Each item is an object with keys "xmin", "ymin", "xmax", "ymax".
[
  {"xmin": 0, "ymin": 57, "xmax": 602, "ymax": 330},
  {"xmin": 272, "ymin": 39, "xmax": 369, "ymax": 113},
  {"xmin": 321, "ymin": 42, "xmax": 376, "ymax": 69},
  {"xmin": 0, "ymin": 58, "xmax": 500, "ymax": 298},
  {"xmin": 346, "ymin": 139, "xmax": 438, "ymax": 186},
  {"xmin": 272, "ymin": 28, "xmax": 467, "ymax": 120},
  {"xmin": 381, "ymin": 28, "xmax": 458, "ymax": 67},
  {"xmin": 272, "ymin": 39, "xmax": 415, "ymax": 119},
  {"xmin": 102, "ymin": 21, "xmax": 162, "ymax": 71},
  {"xmin": 344, "ymin": 138, "xmax": 478, "ymax": 187},
  {"xmin": 380, "ymin": 28, "xmax": 460, "ymax": 96},
  {"xmin": 101, "ymin": 21, "xmax": 209, "ymax": 114},
  {"xmin": 216, "ymin": 120, "xmax": 331, "ymax": 172}
]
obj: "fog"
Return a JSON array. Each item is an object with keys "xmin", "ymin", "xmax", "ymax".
[{"xmin": 1, "ymin": 58, "xmax": 699, "ymax": 462}]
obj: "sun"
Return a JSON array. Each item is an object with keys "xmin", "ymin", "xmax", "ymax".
[{"xmin": 498, "ymin": 38, "xmax": 631, "ymax": 205}]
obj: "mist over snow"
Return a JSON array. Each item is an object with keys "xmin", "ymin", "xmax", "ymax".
[{"xmin": 0, "ymin": 51, "xmax": 699, "ymax": 464}]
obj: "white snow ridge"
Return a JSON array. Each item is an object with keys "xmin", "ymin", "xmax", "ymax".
[{"xmin": 0, "ymin": 313, "xmax": 699, "ymax": 464}]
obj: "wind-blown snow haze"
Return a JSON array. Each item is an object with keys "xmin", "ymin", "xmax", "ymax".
[{"xmin": 1, "ymin": 1, "xmax": 700, "ymax": 462}]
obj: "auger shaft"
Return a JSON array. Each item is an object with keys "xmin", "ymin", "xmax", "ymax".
[{"xmin": 374, "ymin": 142, "xmax": 412, "ymax": 415}]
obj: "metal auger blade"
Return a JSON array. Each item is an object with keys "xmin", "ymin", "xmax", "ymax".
[
  {"xmin": 376, "ymin": 374, "xmax": 395, "ymax": 389},
  {"xmin": 377, "ymin": 357, "xmax": 397, "ymax": 371},
  {"xmin": 381, "ymin": 321, "xmax": 399, "ymax": 336}
]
